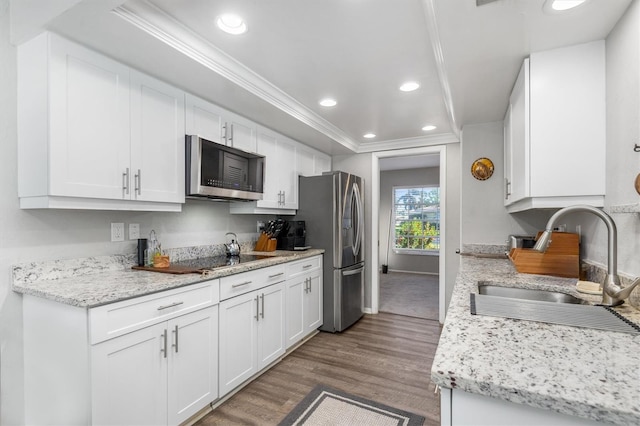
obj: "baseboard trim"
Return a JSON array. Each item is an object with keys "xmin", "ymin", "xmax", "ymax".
[{"xmin": 384, "ymin": 269, "xmax": 439, "ymax": 276}]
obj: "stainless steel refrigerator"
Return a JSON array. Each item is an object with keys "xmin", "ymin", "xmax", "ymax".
[{"xmin": 296, "ymin": 171, "xmax": 365, "ymax": 332}]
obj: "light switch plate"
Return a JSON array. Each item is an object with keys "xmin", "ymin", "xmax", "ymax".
[
  {"xmin": 111, "ymin": 223, "xmax": 125, "ymax": 242},
  {"xmin": 129, "ymin": 223, "xmax": 140, "ymax": 240}
]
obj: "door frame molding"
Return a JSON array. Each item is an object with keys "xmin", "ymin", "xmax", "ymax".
[{"xmin": 370, "ymin": 146, "xmax": 447, "ymax": 323}]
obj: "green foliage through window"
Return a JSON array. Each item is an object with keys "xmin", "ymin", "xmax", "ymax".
[{"xmin": 393, "ymin": 186, "xmax": 440, "ymax": 251}]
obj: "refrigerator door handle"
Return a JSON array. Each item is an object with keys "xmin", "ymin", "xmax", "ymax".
[
  {"xmin": 342, "ymin": 266, "xmax": 365, "ymax": 276},
  {"xmin": 352, "ymin": 182, "xmax": 363, "ymax": 256}
]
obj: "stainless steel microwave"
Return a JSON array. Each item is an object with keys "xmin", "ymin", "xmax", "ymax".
[{"xmin": 185, "ymin": 135, "xmax": 265, "ymax": 201}]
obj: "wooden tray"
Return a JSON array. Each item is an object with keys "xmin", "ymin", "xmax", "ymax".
[
  {"xmin": 508, "ymin": 232, "xmax": 579, "ymax": 278},
  {"xmin": 131, "ymin": 265, "xmax": 202, "ymax": 274}
]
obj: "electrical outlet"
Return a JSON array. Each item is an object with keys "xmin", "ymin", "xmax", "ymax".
[
  {"xmin": 111, "ymin": 223, "xmax": 125, "ymax": 242},
  {"xmin": 129, "ymin": 223, "xmax": 140, "ymax": 240},
  {"xmin": 257, "ymin": 220, "xmax": 265, "ymax": 233}
]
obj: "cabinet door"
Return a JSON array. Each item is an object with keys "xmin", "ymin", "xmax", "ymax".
[
  {"xmin": 257, "ymin": 282, "xmax": 286, "ymax": 369},
  {"xmin": 503, "ymin": 105, "xmax": 513, "ymax": 206},
  {"xmin": 219, "ymin": 291, "xmax": 258, "ymax": 396},
  {"xmin": 226, "ymin": 112, "xmax": 257, "ymax": 153},
  {"xmin": 167, "ymin": 306, "xmax": 219, "ymax": 425},
  {"xmin": 256, "ymin": 129, "xmax": 281, "ymax": 208},
  {"xmin": 130, "ymin": 70, "xmax": 185, "ymax": 203},
  {"xmin": 185, "ymin": 93, "xmax": 225, "ymax": 143},
  {"xmin": 304, "ymin": 271, "xmax": 323, "ymax": 333},
  {"xmin": 48, "ymin": 33, "xmax": 131, "ymax": 200},
  {"xmin": 285, "ymin": 277, "xmax": 305, "ymax": 349},
  {"xmin": 315, "ymin": 152, "xmax": 331, "ymax": 175},
  {"xmin": 277, "ymin": 137, "xmax": 298, "ymax": 209},
  {"xmin": 296, "ymin": 146, "xmax": 315, "ymax": 177},
  {"xmin": 507, "ymin": 59, "xmax": 530, "ymax": 204},
  {"xmin": 92, "ymin": 323, "xmax": 167, "ymax": 426}
]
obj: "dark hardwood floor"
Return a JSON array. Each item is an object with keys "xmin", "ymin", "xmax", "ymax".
[{"xmin": 196, "ymin": 313, "xmax": 442, "ymax": 425}]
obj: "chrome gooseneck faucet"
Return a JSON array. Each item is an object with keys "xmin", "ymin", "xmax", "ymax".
[{"xmin": 532, "ymin": 205, "xmax": 640, "ymax": 306}]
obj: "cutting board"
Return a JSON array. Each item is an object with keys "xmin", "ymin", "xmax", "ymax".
[{"xmin": 132, "ymin": 265, "xmax": 202, "ymax": 274}]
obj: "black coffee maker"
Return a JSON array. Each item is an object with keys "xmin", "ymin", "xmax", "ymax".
[{"xmin": 276, "ymin": 220, "xmax": 306, "ymax": 250}]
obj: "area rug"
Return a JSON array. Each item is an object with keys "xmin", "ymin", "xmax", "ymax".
[{"xmin": 279, "ymin": 384, "xmax": 425, "ymax": 426}]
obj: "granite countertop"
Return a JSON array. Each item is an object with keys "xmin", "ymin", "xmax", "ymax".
[
  {"xmin": 431, "ymin": 255, "xmax": 640, "ymax": 425},
  {"xmin": 12, "ymin": 249, "xmax": 324, "ymax": 308}
]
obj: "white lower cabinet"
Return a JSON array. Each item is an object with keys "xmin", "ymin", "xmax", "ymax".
[
  {"xmin": 22, "ymin": 279, "xmax": 219, "ymax": 426},
  {"xmin": 218, "ymin": 281, "xmax": 286, "ymax": 396},
  {"xmin": 92, "ymin": 306, "xmax": 218, "ymax": 426},
  {"xmin": 442, "ymin": 388, "xmax": 603, "ymax": 426},
  {"xmin": 285, "ymin": 256, "xmax": 323, "ymax": 348}
]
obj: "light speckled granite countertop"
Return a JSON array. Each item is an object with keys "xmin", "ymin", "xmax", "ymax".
[
  {"xmin": 12, "ymin": 249, "xmax": 324, "ymax": 308},
  {"xmin": 432, "ymin": 255, "xmax": 640, "ymax": 425}
]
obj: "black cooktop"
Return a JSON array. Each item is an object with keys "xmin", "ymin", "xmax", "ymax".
[{"xmin": 172, "ymin": 254, "xmax": 269, "ymax": 271}]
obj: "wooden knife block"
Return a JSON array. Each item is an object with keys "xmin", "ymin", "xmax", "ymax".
[{"xmin": 508, "ymin": 232, "xmax": 579, "ymax": 278}]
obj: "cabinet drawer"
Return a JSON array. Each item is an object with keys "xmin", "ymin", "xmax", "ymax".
[
  {"xmin": 89, "ymin": 280, "xmax": 219, "ymax": 344},
  {"xmin": 287, "ymin": 256, "xmax": 321, "ymax": 277},
  {"xmin": 220, "ymin": 265, "xmax": 286, "ymax": 301}
]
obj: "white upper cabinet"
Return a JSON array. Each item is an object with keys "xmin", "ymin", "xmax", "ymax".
[
  {"xmin": 185, "ymin": 93, "xmax": 225, "ymax": 144},
  {"xmin": 296, "ymin": 144, "xmax": 332, "ymax": 177},
  {"xmin": 256, "ymin": 127, "xmax": 298, "ymax": 210},
  {"xmin": 225, "ymin": 111, "xmax": 258, "ymax": 154},
  {"xmin": 17, "ymin": 32, "xmax": 184, "ymax": 211},
  {"xmin": 229, "ymin": 126, "xmax": 331, "ymax": 215},
  {"xmin": 130, "ymin": 70, "xmax": 185, "ymax": 204},
  {"xmin": 504, "ymin": 40, "xmax": 606, "ymax": 212},
  {"xmin": 185, "ymin": 93, "xmax": 257, "ymax": 153}
]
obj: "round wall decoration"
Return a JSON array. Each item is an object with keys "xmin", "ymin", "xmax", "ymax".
[{"xmin": 471, "ymin": 157, "xmax": 494, "ymax": 181}]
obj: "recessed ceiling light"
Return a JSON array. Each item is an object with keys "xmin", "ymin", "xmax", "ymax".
[
  {"xmin": 399, "ymin": 81, "xmax": 420, "ymax": 92},
  {"xmin": 363, "ymin": 133, "xmax": 376, "ymax": 139},
  {"xmin": 319, "ymin": 98, "xmax": 337, "ymax": 107},
  {"xmin": 216, "ymin": 13, "xmax": 247, "ymax": 35},
  {"xmin": 422, "ymin": 125, "xmax": 437, "ymax": 131},
  {"xmin": 544, "ymin": 0, "xmax": 587, "ymax": 12}
]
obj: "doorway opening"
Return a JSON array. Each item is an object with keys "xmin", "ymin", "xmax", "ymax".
[{"xmin": 371, "ymin": 146, "xmax": 447, "ymax": 323}]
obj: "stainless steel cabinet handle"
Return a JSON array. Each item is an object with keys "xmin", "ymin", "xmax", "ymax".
[
  {"xmin": 268, "ymin": 272, "xmax": 284, "ymax": 278},
  {"xmin": 505, "ymin": 178, "xmax": 511, "ymax": 199},
  {"xmin": 222, "ymin": 123, "xmax": 228, "ymax": 144},
  {"xmin": 255, "ymin": 296, "xmax": 259, "ymax": 320},
  {"xmin": 161, "ymin": 329, "xmax": 167, "ymax": 358},
  {"xmin": 260, "ymin": 293, "xmax": 265, "ymax": 318},
  {"xmin": 157, "ymin": 301, "xmax": 184, "ymax": 311},
  {"xmin": 229, "ymin": 124, "xmax": 234, "ymax": 146},
  {"xmin": 134, "ymin": 169, "xmax": 141, "ymax": 195},
  {"xmin": 304, "ymin": 278, "xmax": 309, "ymax": 293},
  {"xmin": 282, "ymin": 190, "xmax": 285, "ymax": 205},
  {"xmin": 302, "ymin": 264, "xmax": 313, "ymax": 269},
  {"xmin": 172, "ymin": 324, "xmax": 179, "ymax": 353},
  {"xmin": 343, "ymin": 266, "xmax": 365, "ymax": 276},
  {"xmin": 232, "ymin": 280, "xmax": 252, "ymax": 288},
  {"xmin": 122, "ymin": 168, "xmax": 129, "ymax": 196}
]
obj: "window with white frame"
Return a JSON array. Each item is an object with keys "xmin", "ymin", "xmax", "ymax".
[{"xmin": 393, "ymin": 186, "xmax": 440, "ymax": 253}]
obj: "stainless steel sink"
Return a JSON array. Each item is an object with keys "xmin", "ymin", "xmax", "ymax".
[{"xmin": 477, "ymin": 284, "xmax": 588, "ymax": 305}]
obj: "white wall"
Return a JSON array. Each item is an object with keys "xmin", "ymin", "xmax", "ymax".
[
  {"xmin": 0, "ymin": 6, "xmax": 272, "ymax": 422},
  {"xmin": 379, "ymin": 167, "xmax": 440, "ymax": 274},
  {"xmin": 460, "ymin": 122, "xmax": 550, "ymax": 246}
]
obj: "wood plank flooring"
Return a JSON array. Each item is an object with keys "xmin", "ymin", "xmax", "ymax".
[{"xmin": 195, "ymin": 313, "xmax": 442, "ymax": 425}]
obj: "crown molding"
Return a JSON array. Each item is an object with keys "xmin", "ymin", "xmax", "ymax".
[
  {"xmin": 112, "ymin": 0, "xmax": 360, "ymax": 153},
  {"xmin": 422, "ymin": 0, "xmax": 460, "ymax": 137},
  {"xmin": 356, "ymin": 132, "xmax": 459, "ymax": 153}
]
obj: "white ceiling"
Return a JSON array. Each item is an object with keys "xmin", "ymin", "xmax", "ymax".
[{"xmin": 13, "ymin": 0, "xmax": 632, "ymax": 155}]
